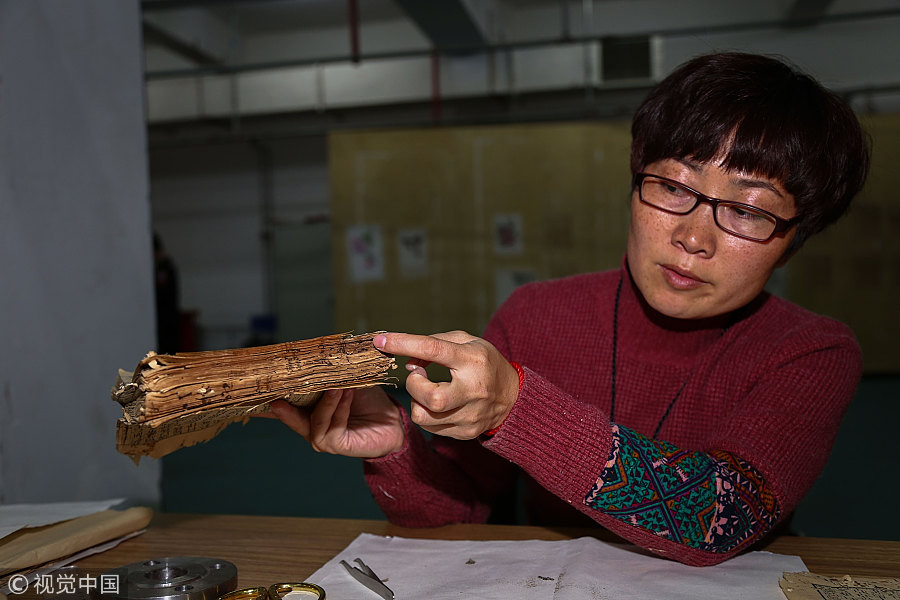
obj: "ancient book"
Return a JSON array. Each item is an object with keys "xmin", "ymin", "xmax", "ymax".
[{"xmin": 111, "ymin": 332, "xmax": 396, "ymax": 462}]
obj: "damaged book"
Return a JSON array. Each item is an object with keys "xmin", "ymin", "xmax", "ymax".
[{"xmin": 112, "ymin": 331, "xmax": 396, "ymax": 462}]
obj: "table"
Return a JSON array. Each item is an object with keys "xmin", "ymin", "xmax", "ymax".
[{"xmin": 73, "ymin": 513, "xmax": 900, "ymax": 588}]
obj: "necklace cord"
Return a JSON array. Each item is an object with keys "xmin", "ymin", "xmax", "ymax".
[
  {"xmin": 609, "ymin": 270, "xmax": 729, "ymax": 438},
  {"xmin": 609, "ymin": 274, "xmax": 623, "ymax": 422},
  {"xmin": 610, "ymin": 274, "xmax": 623, "ymax": 423},
  {"xmin": 652, "ymin": 378, "xmax": 688, "ymax": 438}
]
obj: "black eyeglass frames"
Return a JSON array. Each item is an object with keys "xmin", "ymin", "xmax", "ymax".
[{"xmin": 633, "ymin": 172, "xmax": 799, "ymax": 242}]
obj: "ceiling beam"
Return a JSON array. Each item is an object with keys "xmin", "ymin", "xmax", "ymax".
[
  {"xmin": 785, "ymin": 0, "xmax": 837, "ymax": 25},
  {"xmin": 142, "ymin": 7, "xmax": 236, "ymax": 66},
  {"xmin": 393, "ymin": 0, "xmax": 494, "ymax": 52}
]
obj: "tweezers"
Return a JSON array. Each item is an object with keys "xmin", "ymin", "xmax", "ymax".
[{"xmin": 339, "ymin": 557, "xmax": 395, "ymax": 600}]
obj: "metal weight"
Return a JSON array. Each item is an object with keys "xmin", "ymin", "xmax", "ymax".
[{"xmin": 102, "ymin": 557, "xmax": 237, "ymax": 600}]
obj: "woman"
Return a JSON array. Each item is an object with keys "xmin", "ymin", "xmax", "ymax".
[{"xmin": 268, "ymin": 52, "xmax": 870, "ymax": 566}]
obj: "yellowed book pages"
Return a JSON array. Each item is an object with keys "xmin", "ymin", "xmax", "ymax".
[
  {"xmin": 780, "ymin": 572, "xmax": 900, "ymax": 599},
  {"xmin": 112, "ymin": 332, "xmax": 396, "ymax": 461},
  {"xmin": 0, "ymin": 507, "xmax": 153, "ymax": 577}
]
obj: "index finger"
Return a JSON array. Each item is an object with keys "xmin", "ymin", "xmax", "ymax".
[{"xmin": 374, "ymin": 332, "xmax": 469, "ymax": 368}]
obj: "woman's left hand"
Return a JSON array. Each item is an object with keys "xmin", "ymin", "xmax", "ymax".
[{"xmin": 374, "ymin": 331, "xmax": 519, "ymax": 439}]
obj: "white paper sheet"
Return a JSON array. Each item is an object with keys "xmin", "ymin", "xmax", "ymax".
[
  {"xmin": 309, "ymin": 533, "xmax": 807, "ymax": 600},
  {"xmin": 0, "ymin": 499, "xmax": 124, "ymax": 540}
]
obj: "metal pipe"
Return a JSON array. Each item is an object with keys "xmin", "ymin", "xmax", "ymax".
[
  {"xmin": 348, "ymin": 0, "xmax": 360, "ymax": 64},
  {"xmin": 253, "ymin": 141, "xmax": 276, "ymax": 317},
  {"xmin": 582, "ymin": 0, "xmax": 595, "ymax": 102},
  {"xmin": 560, "ymin": 0, "xmax": 571, "ymax": 41},
  {"xmin": 146, "ymin": 77, "xmax": 897, "ymax": 149},
  {"xmin": 431, "ymin": 51, "xmax": 442, "ymax": 123}
]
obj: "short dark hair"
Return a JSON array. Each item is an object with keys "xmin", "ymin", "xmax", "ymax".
[{"xmin": 630, "ymin": 52, "xmax": 870, "ymax": 253}]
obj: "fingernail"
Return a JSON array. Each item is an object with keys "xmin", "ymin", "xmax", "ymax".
[{"xmin": 374, "ymin": 334, "xmax": 387, "ymax": 349}]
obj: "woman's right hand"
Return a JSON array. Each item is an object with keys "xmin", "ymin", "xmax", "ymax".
[
  {"xmin": 259, "ymin": 387, "xmax": 405, "ymax": 458},
  {"xmin": 266, "ymin": 386, "xmax": 405, "ymax": 458}
]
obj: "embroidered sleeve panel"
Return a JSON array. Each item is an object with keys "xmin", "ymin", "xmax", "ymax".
[{"xmin": 583, "ymin": 424, "xmax": 780, "ymax": 554}]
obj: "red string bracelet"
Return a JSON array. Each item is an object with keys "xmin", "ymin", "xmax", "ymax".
[{"xmin": 483, "ymin": 361, "xmax": 524, "ymax": 438}]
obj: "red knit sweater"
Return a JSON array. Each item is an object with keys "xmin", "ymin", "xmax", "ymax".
[{"xmin": 364, "ymin": 265, "xmax": 861, "ymax": 566}]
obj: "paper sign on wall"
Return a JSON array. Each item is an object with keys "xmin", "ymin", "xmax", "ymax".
[
  {"xmin": 495, "ymin": 268, "xmax": 537, "ymax": 309},
  {"xmin": 397, "ymin": 228, "xmax": 428, "ymax": 278},
  {"xmin": 493, "ymin": 213, "xmax": 524, "ymax": 255},
  {"xmin": 346, "ymin": 224, "xmax": 385, "ymax": 282}
]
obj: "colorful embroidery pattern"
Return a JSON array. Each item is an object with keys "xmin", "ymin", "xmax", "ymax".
[{"xmin": 584, "ymin": 425, "xmax": 780, "ymax": 553}]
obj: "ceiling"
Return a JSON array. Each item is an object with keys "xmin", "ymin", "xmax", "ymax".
[
  {"xmin": 141, "ymin": 0, "xmax": 896, "ymax": 73},
  {"xmin": 139, "ymin": 0, "xmax": 900, "ymax": 141}
]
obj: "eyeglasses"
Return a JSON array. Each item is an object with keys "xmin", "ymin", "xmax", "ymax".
[{"xmin": 634, "ymin": 173, "xmax": 799, "ymax": 242}]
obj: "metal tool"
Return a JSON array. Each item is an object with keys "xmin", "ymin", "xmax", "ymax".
[
  {"xmin": 102, "ymin": 557, "xmax": 238, "ymax": 600},
  {"xmin": 339, "ymin": 558, "xmax": 393, "ymax": 600}
]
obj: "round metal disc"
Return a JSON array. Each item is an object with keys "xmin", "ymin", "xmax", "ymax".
[{"xmin": 102, "ymin": 557, "xmax": 237, "ymax": 600}]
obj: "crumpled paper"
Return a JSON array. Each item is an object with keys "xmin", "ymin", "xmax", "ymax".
[
  {"xmin": 0, "ymin": 499, "xmax": 125, "ymax": 540},
  {"xmin": 308, "ymin": 533, "xmax": 806, "ymax": 600},
  {"xmin": 0, "ymin": 506, "xmax": 153, "ymax": 577}
]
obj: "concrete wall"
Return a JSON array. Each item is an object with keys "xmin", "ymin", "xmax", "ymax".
[
  {"xmin": 149, "ymin": 137, "xmax": 332, "ymax": 351},
  {"xmin": 0, "ymin": 1, "xmax": 159, "ymax": 506}
]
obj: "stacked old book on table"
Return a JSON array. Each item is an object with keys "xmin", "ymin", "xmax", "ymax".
[{"xmin": 111, "ymin": 331, "xmax": 396, "ymax": 462}]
